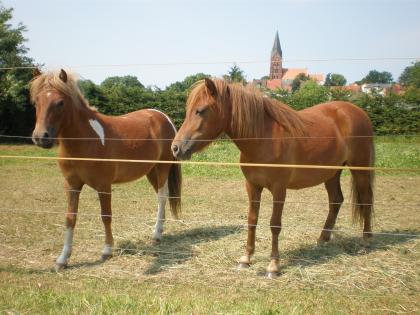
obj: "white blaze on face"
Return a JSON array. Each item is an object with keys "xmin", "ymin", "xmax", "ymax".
[{"xmin": 88, "ymin": 119, "xmax": 105, "ymax": 146}]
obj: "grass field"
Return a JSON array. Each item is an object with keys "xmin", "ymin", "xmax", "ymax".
[{"xmin": 0, "ymin": 137, "xmax": 419, "ymax": 314}]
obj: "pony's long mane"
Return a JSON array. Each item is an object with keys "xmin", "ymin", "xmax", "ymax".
[
  {"xmin": 187, "ymin": 79, "xmax": 306, "ymax": 138},
  {"xmin": 29, "ymin": 70, "xmax": 96, "ymax": 111}
]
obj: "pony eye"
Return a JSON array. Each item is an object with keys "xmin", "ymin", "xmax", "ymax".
[
  {"xmin": 195, "ymin": 108, "xmax": 207, "ymax": 116},
  {"xmin": 56, "ymin": 100, "xmax": 64, "ymax": 108}
]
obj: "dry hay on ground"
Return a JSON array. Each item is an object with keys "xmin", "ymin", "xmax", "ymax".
[{"xmin": 0, "ymin": 162, "xmax": 419, "ymax": 300}]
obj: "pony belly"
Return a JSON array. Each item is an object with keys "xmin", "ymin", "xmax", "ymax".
[
  {"xmin": 287, "ymin": 168, "xmax": 340, "ymax": 189},
  {"xmin": 112, "ymin": 162, "xmax": 154, "ymax": 183}
]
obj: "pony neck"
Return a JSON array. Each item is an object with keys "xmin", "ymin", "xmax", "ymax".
[
  {"xmin": 224, "ymin": 105, "xmax": 303, "ymax": 158},
  {"xmin": 58, "ymin": 104, "xmax": 101, "ymax": 154},
  {"xmin": 217, "ymin": 81, "xmax": 305, "ymax": 154},
  {"xmin": 224, "ymin": 117, "xmax": 269, "ymax": 157}
]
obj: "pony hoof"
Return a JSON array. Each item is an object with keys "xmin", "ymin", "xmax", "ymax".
[
  {"xmin": 55, "ymin": 263, "xmax": 67, "ymax": 272},
  {"xmin": 266, "ymin": 271, "xmax": 278, "ymax": 279},
  {"xmin": 151, "ymin": 238, "xmax": 161, "ymax": 245},
  {"xmin": 317, "ymin": 238, "xmax": 329, "ymax": 246},
  {"xmin": 237, "ymin": 263, "xmax": 250, "ymax": 270},
  {"xmin": 101, "ymin": 254, "xmax": 112, "ymax": 262},
  {"xmin": 361, "ymin": 237, "xmax": 372, "ymax": 247}
]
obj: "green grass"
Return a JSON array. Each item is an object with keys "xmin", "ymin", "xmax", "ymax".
[
  {"xmin": 2, "ymin": 273, "xmax": 415, "ymax": 314},
  {"xmin": 375, "ymin": 137, "xmax": 420, "ymax": 171},
  {"xmin": 0, "ymin": 138, "xmax": 419, "ymax": 314},
  {"xmin": 1, "ymin": 136, "xmax": 419, "ymax": 177}
]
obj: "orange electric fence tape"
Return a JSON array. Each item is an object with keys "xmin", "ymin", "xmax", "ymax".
[{"xmin": 0, "ymin": 155, "xmax": 419, "ymax": 172}]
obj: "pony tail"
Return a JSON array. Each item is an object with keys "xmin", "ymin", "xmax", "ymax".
[
  {"xmin": 350, "ymin": 177, "xmax": 363, "ymax": 225},
  {"xmin": 350, "ymin": 142, "xmax": 375, "ymax": 229},
  {"xmin": 168, "ymin": 162, "xmax": 182, "ymax": 219}
]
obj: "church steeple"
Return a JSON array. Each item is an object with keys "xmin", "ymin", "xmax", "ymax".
[
  {"xmin": 271, "ymin": 31, "xmax": 282, "ymax": 58},
  {"xmin": 270, "ymin": 31, "xmax": 283, "ymax": 80}
]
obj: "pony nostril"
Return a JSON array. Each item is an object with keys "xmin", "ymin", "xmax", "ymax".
[
  {"xmin": 172, "ymin": 144, "xmax": 180, "ymax": 155},
  {"xmin": 42, "ymin": 132, "xmax": 49, "ymax": 139}
]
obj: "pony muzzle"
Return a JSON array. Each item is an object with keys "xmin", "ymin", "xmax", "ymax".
[
  {"xmin": 32, "ymin": 129, "xmax": 55, "ymax": 149},
  {"xmin": 171, "ymin": 139, "xmax": 194, "ymax": 160}
]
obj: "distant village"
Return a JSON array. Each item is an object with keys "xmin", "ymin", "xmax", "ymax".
[{"xmin": 252, "ymin": 32, "xmax": 402, "ymax": 96}]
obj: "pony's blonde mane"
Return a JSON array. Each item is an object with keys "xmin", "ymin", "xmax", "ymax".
[
  {"xmin": 187, "ymin": 79, "xmax": 306, "ymax": 138},
  {"xmin": 29, "ymin": 70, "xmax": 96, "ymax": 111}
]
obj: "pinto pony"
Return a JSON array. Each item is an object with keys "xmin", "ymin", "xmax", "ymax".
[
  {"xmin": 172, "ymin": 78, "xmax": 374, "ymax": 277},
  {"xmin": 30, "ymin": 69, "xmax": 181, "ymax": 270}
]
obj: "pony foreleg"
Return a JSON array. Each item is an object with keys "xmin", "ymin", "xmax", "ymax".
[
  {"xmin": 152, "ymin": 180, "xmax": 169, "ymax": 242},
  {"xmin": 56, "ymin": 184, "xmax": 82, "ymax": 271},
  {"xmin": 266, "ymin": 188, "xmax": 286, "ymax": 278},
  {"xmin": 98, "ymin": 186, "xmax": 113, "ymax": 261},
  {"xmin": 238, "ymin": 182, "xmax": 262, "ymax": 269},
  {"xmin": 56, "ymin": 227, "xmax": 74, "ymax": 269}
]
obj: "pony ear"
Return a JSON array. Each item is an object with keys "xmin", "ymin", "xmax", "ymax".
[
  {"xmin": 204, "ymin": 78, "xmax": 217, "ymax": 97},
  {"xmin": 33, "ymin": 68, "xmax": 42, "ymax": 78},
  {"xmin": 59, "ymin": 69, "xmax": 68, "ymax": 83}
]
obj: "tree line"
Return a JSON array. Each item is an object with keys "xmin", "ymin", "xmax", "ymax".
[
  {"xmin": 0, "ymin": 4, "xmax": 418, "ymax": 142},
  {"xmin": 265, "ymin": 78, "xmax": 419, "ymax": 135}
]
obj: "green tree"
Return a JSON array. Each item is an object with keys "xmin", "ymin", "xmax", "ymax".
[
  {"xmin": 90, "ymin": 74, "xmax": 190, "ymax": 128},
  {"xmin": 166, "ymin": 73, "xmax": 210, "ymax": 92},
  {"xmin": 290, "ymin": 80, "xmax": 329, "ymax": 109},
  {"xmin": 101, "ymin": 75, "xmax": 144, "ymax": 90},
  {"xmin": 98, "ymin": 76, "xmax": 147, "ymax": 114},
  {"xmin": 358, "ymin": 70, "xmax": 393, "ymax": 84},
  {"xmin": 324, "ymin": 73, "xmax": 347, "ymax": 86},
  {"xmin": 291, "ymin": 73, "xmax": 311, "ymax": 92},
  {"xmin": 399, "ymin": 61, "xmax": 420, "ymax": 88},
  {"xmin": 403, "ymin": 86, "xmax": 420, "ymax": 105},
  {"xmin": 329, "ymin": 88, "xmax": 352, "ymax": 102},
  {"xmin": 78, "ymin": 80, "xmax": 110, "ymax": 112},
  {"xmin": 354, "ymin": 92, "xmax": 419, "ymax": 135},
  {"xmin": 223, "ymin": 64, "xmax": 247, "ymax": 84},
  {"xmin": 0, "ymin": 4, "xmax": 35, "ymax": 141},
  {"xmin": 154, "ymin": 89, "xmax": 187, "ymax": 128}
]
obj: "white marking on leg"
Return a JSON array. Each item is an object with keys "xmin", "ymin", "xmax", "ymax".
[
  {"xmin": 56, "ymin": 227, "xmax": 73, "ymax": 265},
  {"xmin": 102, "ymin": 244, "xmax": 113, "ymax": 256},
  {"xmin": 88, "ymin": 119, "xmax": 105, "ymax": 146},
  {"xmin": 152, "ymin": 180, "xmax": 169, "ymax": 241},
  {"xmin": 147, "ymin": 109, "xmax": 177, "ymax": 134}
]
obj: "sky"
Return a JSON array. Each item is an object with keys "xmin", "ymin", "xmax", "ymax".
[{"xmin": 4, "ymin": 0, "xmax": 420, "ymax": 88}]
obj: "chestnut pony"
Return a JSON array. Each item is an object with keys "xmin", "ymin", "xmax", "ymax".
[
  {"xmin": 172, "ymin": 78, "xmax": 374, "ymax": 277},
  {"xmin": 30, "ymin": 69, "xmax": 181, "ymax": 270}
]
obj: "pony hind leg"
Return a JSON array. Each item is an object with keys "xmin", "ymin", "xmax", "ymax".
[
  {"xmin": 147, "ymin": 165, "xmax": 171, "ymax": 242},
  {"xmin": 56, "ymin": 180, "xmax": 83, "ymax": 271},
  {"xmin": 318, "ymin": 170, "xmax": 344, "ymax": 244}
]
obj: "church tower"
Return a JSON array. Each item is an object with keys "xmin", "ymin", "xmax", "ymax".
[{"xmin": 269, "ymin": 31, "xmax": 283, "ymax": 80}]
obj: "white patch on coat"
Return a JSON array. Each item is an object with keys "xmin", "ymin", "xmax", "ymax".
[
  {"xmin": 46, "ymin": 92, "xmax": 52, "ymax": 98},
  {"xmin": 152, "ymin": 180, "xmax": 169, "ymax": 241},
  {"xmin": 88, "ymin": 119, "xmax": 105, "ymax": 146},
  {"xmin": 147, "ymin": 109, "xmax": 177, "ymax": 134},
  {"xmin": 56, "ymin": 227, "xmax": 73, "ymax": 265}
]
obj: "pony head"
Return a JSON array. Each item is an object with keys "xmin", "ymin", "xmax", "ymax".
[
  {"xmin": 172, "ymin": 78, "xmax": 230, "ymax": 160},
  {"xmin": 29, "ymin": 69, "xmax": 83, "ymax": 148}
]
